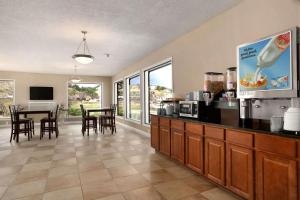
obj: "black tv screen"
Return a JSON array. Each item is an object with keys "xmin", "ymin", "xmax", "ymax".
[{"xmin": 30, "ymin": 87, "xmax": 53, "ymax": 100}]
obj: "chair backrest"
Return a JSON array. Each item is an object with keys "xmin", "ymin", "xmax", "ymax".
[
  {"xmin": 8, "ymin": 105, "xmax": 16, "ymax": 123},
  {"xmin": 110, "ymin": 104, "xmax": 116, "ymax": 118},
  {"xmin": 54, "ymin": 105, "xmax": 60, "ymax": 120},
  {"xmin": 80, "ymin": 104, "xmax": 86, "ymax": 118}
]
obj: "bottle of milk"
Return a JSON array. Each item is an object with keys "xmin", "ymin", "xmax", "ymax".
[{"xmin": 256, "ymin": 32, "xmax": 290, "ymax": 68}]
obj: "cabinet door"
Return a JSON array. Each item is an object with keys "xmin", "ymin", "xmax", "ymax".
[
  {"xmin": 171, "ymin": 129, "xmax": 185, "ymax": 163},
  {"xmin": 256, "ymin": 151, "xmax": 298, "ymax": 200},
  {"xmin": 226, "ymin": 144, "xmax": 254, "ymax": 200},
  {"xmin": 186, "ymin": 132, "xmax": 203, "ymax": 174},
  {"xmin": 205, "ymin": 138, "xmax": 225, "ymax": 185},
  {"xmin": 151, "ymin": 125, "xmax": 159, "ymax": 150},
  {"xmin": 159, "ymin": 127, "xmax": 170, "ymax": 156}
]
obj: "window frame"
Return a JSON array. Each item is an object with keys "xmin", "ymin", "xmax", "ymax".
[
  {"xmin": 113, "ymin": 79, "xmax": 125, "ymax": 118},
  {"xmin": 67, "ymin": 81, "xmax": 103, "ymax": 118},
  {"xmin": 125, "ymin": 72, "xmax": 142, "ymax": 124},
  {"xmin": 143, "ymin": 58, "xmax": 173, "ymax": 125},
  {"xmin": 0, "ymin": 79, "xmax": 16, "ymax": 117}
]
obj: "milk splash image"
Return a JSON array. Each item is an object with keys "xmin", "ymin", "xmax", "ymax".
[{"xmin": 254, "ymin": 32, "xmax": 290, "ymax": 82}]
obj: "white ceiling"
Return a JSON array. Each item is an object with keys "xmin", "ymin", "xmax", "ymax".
[{"xmin": 0, "ymin": 0, "xmax": 240, "ymax": 76}]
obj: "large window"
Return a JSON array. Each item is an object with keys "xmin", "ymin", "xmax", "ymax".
[
  {"xmin": 68, "ymin": 82, "xmax": 102, "ymax": 117},
  {"xmin": 0, "ymin": 80, "xmax": 15, "ymax": 118},
  {"xmin": 114, "ymin": 80, "xmax": 124, "ymax": 116},
  {"xmin": 126, "ymin": 74, "xmax": 141, "ymax": 121},
  {"xmin": 144, "ymin": 60, "xmax": 172, "ymax": 124}
]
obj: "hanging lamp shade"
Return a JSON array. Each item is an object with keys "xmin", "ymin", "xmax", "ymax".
[
  {"xmin": 72, "ymin": 31, "xmax": 94, "ymax": 64},
  {"xmin": 70, "ymin": 66, "xmax": 81, "ymax": 83}
]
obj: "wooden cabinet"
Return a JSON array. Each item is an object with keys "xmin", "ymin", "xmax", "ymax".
[
  {"xmin": 171, "ymin": 119, "xmax": 185, "ymax": 163},
  {"xmin": 226, "ymin": 130, "xmax": 254, "ymax": 200},
  {"xmin": 255, "ymin": 134, "xmax": 298, "ymax": 200},
  {"xmin": 159, "ymin": 118, "xmax": 170, "ymax": 156},
  {"xmin": 204, "ymin": 125, "xmax": 225, "ymax": 185},
  {"xmin": 256, "ymin": 151, "xmax": 297, "ymax": 200},
  {"xmin": 150, "ymin": 116, "xmax": 300, "ymax": 200},
  {"xmin": 150, "ymin": 115, "xmax": 159, "ymax": 150},
  {"xmin": 185, "ymin": 123, "xmax": 204, "ymax": 174},
  {"xmin": 226, "ymin": 144, "xmax": 253, "ymax": 199},
  {"xmin": 151, "ymin": 125, "xmax": 159, "ymax": 150}
]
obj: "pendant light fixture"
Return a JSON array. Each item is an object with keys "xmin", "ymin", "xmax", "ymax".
[
  {"xmin": 72, "ymin": 31, "xmax": 94, "ymax": 64},
  {"xmin": 70, "ymin": 65, "xmax": 81, "ymax": 83}
]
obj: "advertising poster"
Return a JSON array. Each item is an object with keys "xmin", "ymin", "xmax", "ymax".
[{"xmin": 238, "ymin": 31, "xmax": 291, "ymax": 92}]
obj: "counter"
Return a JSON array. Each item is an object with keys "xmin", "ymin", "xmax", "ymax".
[
  {"xmin": 150, "ymin": 114, "xmax": 300, "ymax": 200},
  {"xmin": 152, "ymin": 114, "xmax": 300, "ymax": 139}
]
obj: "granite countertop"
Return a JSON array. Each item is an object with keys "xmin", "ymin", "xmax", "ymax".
[{"xmin": 152, "ymin": 114, "xmax": 300, "ymax": 139}]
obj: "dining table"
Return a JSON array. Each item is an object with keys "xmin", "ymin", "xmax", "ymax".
[
  {"xmin": 86, "ymin": 108, "xmax": 113, "ymax": 117},
  {"xmin": 15, "ymin": 109, "xmax": 52, "ymax": 142}
]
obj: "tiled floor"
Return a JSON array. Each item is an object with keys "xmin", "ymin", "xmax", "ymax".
[{"xmin": 0, "ymin": 124, "xmax": 241, "ymax": 200}]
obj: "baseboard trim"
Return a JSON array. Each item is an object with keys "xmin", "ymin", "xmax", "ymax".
[{"xmin": 116, "ymin": 121, "xmax": 150, "ymax": 138}]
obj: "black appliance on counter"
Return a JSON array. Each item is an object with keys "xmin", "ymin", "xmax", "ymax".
[{"xmin": 179, "ymin": 100, "xmax": 221, "ymax": 123}]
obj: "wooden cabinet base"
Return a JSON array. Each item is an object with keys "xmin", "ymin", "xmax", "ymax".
[
  {"xmin": 256, "ymin": 151, "xmax": 298, "ymax": 200},
  {"xmin": 205, "ymin": 138, "xmax": 225, "ymax": 185},
  {"xmin": 226, "ymin": 144, "xmax": 254, "ymax": 200},
  {"xmin": 185, "ymin": 132, "xmax": 203, "ymax": 174}
]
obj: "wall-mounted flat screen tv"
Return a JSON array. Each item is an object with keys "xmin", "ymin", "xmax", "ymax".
[{"xmin": 30, "ymin": 86, "xmax": 53, "ymax": 100}]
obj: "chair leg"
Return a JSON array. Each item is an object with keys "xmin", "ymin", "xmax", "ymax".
[
  {"xmin": 87, "ymin": 120, "xmax": 90, "ymax": 136},
  {"xmin": 55, "ymin": 121, "xmax": 59, "ymax": 138},
  {"xmin": 40, "ymin": 121, "xmax": 43, "ymax": 140},
  {"xmin": 32, "ymin": 121, "xmax": 35, "ymax": 135},
  {"xmin": 49, "ymin": 122, "xmax": 52, "ymax": 139}
]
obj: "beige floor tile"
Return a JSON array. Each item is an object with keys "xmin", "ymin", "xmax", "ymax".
[
  {"xmin": 26, "ymin": 155, "xmax": 53, "ymax": 164},
  {"xmin": 77, "ymin": 154, "xmax": 100, "ymax": 163},
  {"xmin": 21, "ymin": 161, "xmax": 52, "ymax": 173},
  {"xmin": 80, "ymin": 169, "xmax": 112, "ymax": 184},
  {"xmin": 51, "ymin": 157, "xmax": 77, "ymax": 168},
  {"xmin": 103, "ymin": 158, "xmax": 128, "ymax": 168},
  {"xmin": 108, "ymin": 165, "xmax": 138, "ymax": 178},
  {"xmin": 78, "ymin": 160, "xmax": 105, "ymax": 172},
  {"xmin": 154, "ymin": 180, "xmax": 198, "ymax": 200},
  {"xmin": 142, "ymin": 169, "xmax": 177, "ymax": 184},
  {"xmin": 0, "ymin": 125, "xmax": 240, "ymax": 200},
  {"xmin": 126, "ymin": 155, "xmax": 149, "ymax": 164},
  {"xmin": 0, "ymin": 186, "xmax": 7, "ymax": 198},
  {"xmin": 181, "ymin": 176, "xmax": 216, "ymax": 193},
  {"xmin": 132, "ymin": 162, "xmax": 162, "ymax": 173},
  {"xmin": 201, "ymin": 188, "xmax": 241, "ymax": 200},
  {"xmin": 0, "ymin": 166, "xmax": 21, "ymax": 177},
  {"xmin": 2, "ymin": 179, "xmax": 46, "ymax": 200},
  {"xmin": 46, "ymin": 173, "xmax": 80, "ymax": 192},
  {"xmin": 43, "ymin": 186, "xmax": 83, "ymax": 200},
  {"xmin": 99, "ymin": 152, "xmax": 123, "ymax": 160},
  {"xmin": 164, "ymin": 166, "xmax": 194, "ymax": 179},
  {"xmin": 154, "ymin": 159, "xmax": 177, "ymax": 168},
  {"xmin": 95, "ymin": 194, "xmax": 125, "ymax": 200},
  {"xmin": 123, "ymin": 186, "xmax": 164, "ymax": 200},
  {"xmin": 82, "ymin": 180, "xmax": 120, "ymax": 200},
  {"xmin": 52, "ymin": 152, "xmax": 76, "ymax": 161},
  {"xmin": 0, "ymin": 174, "xmax": 16, "ymax": 186},
  {"xmin": 15, "ymin": 194, "xmax": 43, "ymax": 200},
  {"xmin": 13, "ymin": 169, "xmax": 49, "ymax": 185},
  {"xmin": 180, "ymin": 193, "xmax": 209, "ymax": 200},
  {"xmin": 114, "ymin": 174, "xmax": 150, "ymax": 192},
  {"xmin": 31, "ymin": 150, "xmax": 54, "ymax": 158},
  {"xmin": 48, "ymin": 165, "xmax": 78, "ymax": 177}
]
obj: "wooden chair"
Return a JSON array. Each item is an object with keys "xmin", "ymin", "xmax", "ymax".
[
  {"xmin": 99, "ymin": 104, "xmax": 116, "ymax": 134},
  {"xmin": 8, "ymin": 105, "xmax": 32, "ymax": 142},
  {"xmin": 16, "ymin": 105, "xmax": 35, "ymax": 136},
  {"xmin": 40, "ymin": 105, "xmax": 59, "ymax": 139},
  {"xmin": 80, "ymin": 104, "xmax": 97, "ymax": 136}
]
